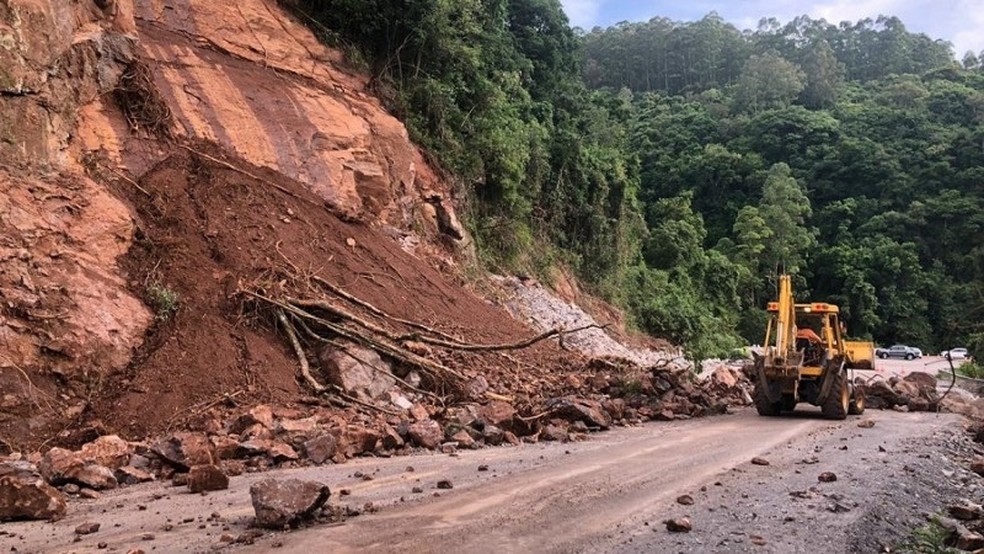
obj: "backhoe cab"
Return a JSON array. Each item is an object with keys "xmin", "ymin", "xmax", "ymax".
[{"xmin": 753, "ymin": 275, "xmax": 871, "ymax": 419}]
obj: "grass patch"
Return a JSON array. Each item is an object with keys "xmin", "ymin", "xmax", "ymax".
[{"xmin": 956, "ymin": 362, "xmax": 984, "ymax": 380}]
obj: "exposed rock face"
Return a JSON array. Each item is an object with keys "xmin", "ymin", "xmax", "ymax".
[
  {"xmin": 0, "ymin": 0, "xmax": 467, "ymax": 449},
  {"xmin": 249, "ymin": 479, "xmax": 331, "ymax": 529},
  {"xmin": 0, "ymin": 462, "xmax": 68, "ymax": 521}
]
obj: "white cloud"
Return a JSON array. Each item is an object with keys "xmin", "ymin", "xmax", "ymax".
[
  {"xmin": 808, "ymin": 0, "xmax": 903, "ymax": 23},
  {"xmin": 561, "ymin": 0, "xmax": 604, "ymax": 28},
  {"xmin": 950, "ymin": 0, "xmax": 984, "ymax": 56}
]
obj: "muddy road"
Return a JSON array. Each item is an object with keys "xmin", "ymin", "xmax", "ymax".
[{"xmin": 6, "ymin": 409, "xmax": 975, "ymax": 553}]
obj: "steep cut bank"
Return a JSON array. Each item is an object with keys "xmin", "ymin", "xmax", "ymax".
[{"xmin": 0, "ymin": 0, "xmax": 708, "ymax": 461}]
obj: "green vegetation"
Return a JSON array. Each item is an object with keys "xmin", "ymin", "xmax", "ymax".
[
  {"xmin": 896, "ymin": 516, "xmax": 959, "ymax": 553},
  {"xmin": 146, "ymin": 281, "xmax": 179, "ymax": 321},
  {"xmin": 290, "ymin": 2, "xmax": 984, "ymax": 357}
]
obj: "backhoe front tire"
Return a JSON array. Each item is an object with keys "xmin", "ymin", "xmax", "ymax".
[
  {"xmin": 821, "ymin": 370, "xmax": 849, "ymax": 420},
  {"xmin": 754, "ymin": 380, "xmax": 782, "ymax": 416}
]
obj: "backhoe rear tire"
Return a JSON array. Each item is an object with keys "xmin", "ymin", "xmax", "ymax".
[
  {"xmin": 821, "ymin": 370, "xmax": 849, "ymax": 420},
  {"xmin": 848, "ymin": 384, "xmax": 866, "ymax": 415},
  {"xmin": 754, "ymin": 380, "xmax": 782, "ymax": 416}
]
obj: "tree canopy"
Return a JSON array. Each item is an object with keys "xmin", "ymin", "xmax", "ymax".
[{"xmin": 290, "ymin": 1, "xmax": 984, "ymax": 356}]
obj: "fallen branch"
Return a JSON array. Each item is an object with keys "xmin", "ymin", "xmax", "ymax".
[
  {"xmin": 311, "ymin": 276, "xmax": 462, "ymax": 343},
  {"xmin": 290, "ymin": 295, "xmax": 605, "ymax": 352},
  {"xmin": 244, "ymin": 291, "xmax": 465, "ymax": 386}
]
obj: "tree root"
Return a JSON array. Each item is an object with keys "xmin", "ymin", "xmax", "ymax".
[
  {"xmin": 276, "ymin": 308, "xmax": 325, "ymax": 392},
  {"xmin": 240, "ymin": 275, "xmax": 607, "ymax": 401}
]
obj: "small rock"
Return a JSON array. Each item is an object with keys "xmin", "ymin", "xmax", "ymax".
[
  {"xmin": 955, "ymin": 527, "xmax": 984, "ymax": 550},
  {"xmin": 818, "ymin": 472, "xmax": 838, "ymax": 483},
  {"xmin": 949, "ymin": 502, "xmax": 984, "ymax": 521},
  {"xmin": 62, "ymin": 483, "xmax": 81, "ymax": 495},
  {"xmin": 75, "ymin": 522, "xmax": 100, "ymax": 535},
  {"xmin": 141, "ymin": 533, "xmax": 155, "ymax": 540},
  {"xmin": 411, "ymin": 487, "xmax": 423, "ymax": 494},
  {"xmin": 857, "ymin": 420, "xmax": 875, "ymax": 429},
  {"xmin": 751, "ymin": 457, "xmax": 770, "ymax": 466},
  {"xmin": 750, "ymin": 535, "xmax": 767, "ymax": 546},
  {"xmin": 970, "ymin": 459, "xmax": 984, "ymax": 477},
  {"xmin": 676, "ymin": 495, "xmax": 694, "ymax": 506},
  {"xmin": 665, "ymin": 517, "xmax": 692, "ymax": 533},
  {"xmin": 436, "ymin": 479, "xmax": 453, "ymax": 490},
  {"xmin": 478, "ymin": 465, "xmax": 489, "ymax": 472}
]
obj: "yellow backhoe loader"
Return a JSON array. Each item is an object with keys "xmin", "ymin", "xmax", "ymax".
[{"xmin": 753, "ymin": 274, "xmax": 873, "ymax": 419}]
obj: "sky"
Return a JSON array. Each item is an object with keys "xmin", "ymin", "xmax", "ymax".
[{"xmin": 560, "ymin": 0, "xmax": 984, "ymax": 59}]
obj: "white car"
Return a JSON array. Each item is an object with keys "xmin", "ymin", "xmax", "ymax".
[{"xmin": 942, "ymin": 348, "xmax": 970, "ymax": 360}]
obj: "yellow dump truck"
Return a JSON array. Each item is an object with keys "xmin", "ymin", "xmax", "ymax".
[{"xmin": 753, "ymin": 275, "xmax": 872, "ymax": 419}]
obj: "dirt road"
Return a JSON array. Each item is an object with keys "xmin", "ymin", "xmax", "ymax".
[{"xmin": 5, "ymin": 408, "xmax": 975, "ymax": 553}]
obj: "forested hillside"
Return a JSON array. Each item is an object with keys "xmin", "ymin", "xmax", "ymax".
[{"xmin": 287, "ymin": 1, "xmax": 984, "ymax": 358}]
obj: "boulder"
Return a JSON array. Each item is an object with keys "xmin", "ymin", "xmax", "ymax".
[
  {"xmin": 340, "ymin": 426, "xmax": 381, "ymax": 457},
  {"xmin": 380, "ymin": 426, "xmax": 405, "ymax": 450},
  {"xmin": 303, "ymin": 435, "xmax": 337, "ymax": 465},
  {"xmin": 187, "ymin": 465, "xmax": 229, "ymax": 493},
  {"xmin": 540, "ymin": 425, "xmax": 569, "ymax": 442},
  {"xmin": 408, "ymin": 420, "xmax": 444, "ymax": 449},
  {"xmin": 78, "ymin": 435, "xmax": 131, "ymax": 469},
  {"xmin": 0, "ymin": 462, "xmax": 67, "ymax": 521},
  {"xmin": 319, "ymin": 342, "xmax": 395, "ymax": 400},
  {"xmin": 449, "ymin": 430, "xmax": 476, "ymax": 450},
  {"xmin": 478, "ymin": 401, "xmax": 517, "ymax": 430},
  {"xmin": 114, "ymin": 466, "xmax": 154, "ymax": 485},
  {"xmin": 152, "ymin": 433, "xmax": 214, "ymax": 470},
  {"xmin": 546, "ymin": 397, "xmax": 611, "ymax": 429},
  {"xmin": 250, "ymin": 479, "xmax": 331, "ymax": 529},
  {"xmin": 268, "ymin": 443, "xmax": 299, "ymax": 463},
  {"xmin": 211, "ymin": 435, "xmax": 246, "ymax": 460},
  {"xmin": 482, "ymin": 425, "xmax": 505, "ymax": 446},
  {"xmin": 276, "ymin": 417, "xmax": 321, "ymax": 444},
  {"xmin": 228, "ymin": 405, "xmax": 275, "ymax": 435},
  {"xmin": 40, "ymin": 448, "xmax": 117, "ymax": 490},
  {"xmin": 904, "ymin": 371, "xmax": 937, "ymax": 389}
]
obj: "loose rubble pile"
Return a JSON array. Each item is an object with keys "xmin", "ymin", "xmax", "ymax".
[
  {"xmin": 0, "ymin": 359, "xmax": 753, "ymax": 523},
  {"xmin": 859, "ymin": 372, "xmax": 942, "ymax": 412}
]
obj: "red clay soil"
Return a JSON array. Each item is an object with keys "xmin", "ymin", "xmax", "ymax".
[{"xmin": 90, "ymin": 143, "xmax": 577, "ymax": 442}]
